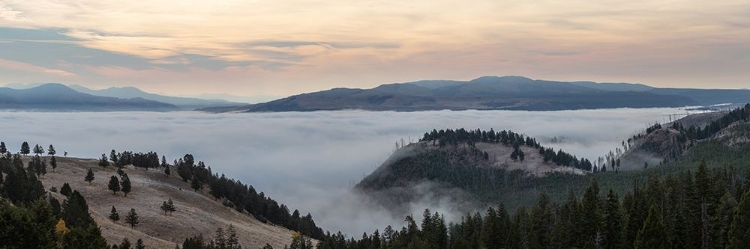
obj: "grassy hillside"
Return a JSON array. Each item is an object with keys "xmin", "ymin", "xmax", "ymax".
[{"xmin": 36, "ymin": 156, "xmax": 296, "ymax": 248}]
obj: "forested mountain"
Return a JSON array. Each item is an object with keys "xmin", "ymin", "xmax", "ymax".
[
  {"xmin": 0, "ymin": 83, "xmax": 179, "ymax": 111},
  {"xmin": 354, "ymin": 104, "xmax": 750, "ymax": 236},
  {"xmin": 199, "ymin": 76, "xmax": 750, "ymax": 112},
  {"xmin": 321, "ymin": 161, "xmax": 750, "ymax": 249},
  {"xmin": 322, "ymin": 104, "xmax": 750, "ymax": 249}
]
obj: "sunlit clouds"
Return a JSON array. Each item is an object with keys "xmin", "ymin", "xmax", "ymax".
[{"xmin": 0, "ymin": 0, "xmax": 748, "ymax": 96}]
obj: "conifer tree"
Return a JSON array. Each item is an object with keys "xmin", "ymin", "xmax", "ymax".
[
  {"xmin": 21, "ymin": 141, "xmax": 30, "ymax": 155},
  {"xmin": 165, "ymin": 165, "xmax": 170, "ymax": 176},
  {"xmin": 60, "ymin": 183, "xmax": 72, "ymax": 197},
  {"xmin": 85, "ymin": 168, "xmax": 95, "ymax": 184},
  {"xmin": 125, "ymin": 208, "xmax": 139, "ymax": 229},
  {"xmin": 121, "ymin": 174, "xmax": 132, "ymax": 197},
  {"xmin": 603, "ymin": 189, "xmax": 623, "ymax": 249},
  {"xmin": 191, "ymin": 177, "xmax": 202, "ymax": 192},
  {"xmin": 47, "ymin": 144, "xmax": 56, "ymax": 156},
  {"xmin": 108, "ymin": 176, "xmax": 120, "ymax": 195},
  {"xmin": 635, "ymin": 205, "xmax": 666, "ymax": 249},
  {"xmin": 33, "ymin": 144, "xmax": 44, "ymax": 155},
  {"xmin": 167, "ymin": 198, "xmax": 176, "ymax": 214},
  {"xmin": 110, "ymin": 206, "xmax": 120, "ymax": 222},
  {"xmin": 0, "ymin": 141, "xmax": 6, "ymax": 154},
  {"xmin": 50, "ymin": 156, "xmax": 57, "ymax": 172},
  {"xmin": 582, "ymin": 178, "xmax": 602, "ymax": 246},
  {"xmin": 110, "ymin": 149, "xmax": 118, "ymax": 164},
  {"xmin": 729, "ymin": 190, "xmax": 750, "ymax": 248},
  {"xmin": 136, "ymin": 238, "xmax": 145, "ymax": 249},
  {"xmin": 99, "ymin": 154, "xmax": 110, "ymax": 168},
  {"xmin": 61, "ymin": 190, "xmax": 95, "ymax": 229},
  {"xmin": 120, "ymin": 238, "xmax": 131, "ymax": 249}
]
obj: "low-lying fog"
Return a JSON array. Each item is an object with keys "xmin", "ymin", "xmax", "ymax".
[{"xmin": 0, "ymin": 108, "xmax": 686, "ymax": 235}]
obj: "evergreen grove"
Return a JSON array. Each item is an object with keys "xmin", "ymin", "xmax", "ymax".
[{"xmin": 321, "ymin": 160, "xmax": 750, "ymax": 249}]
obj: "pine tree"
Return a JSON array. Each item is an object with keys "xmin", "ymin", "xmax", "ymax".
[
  {"xmin": 61, "ymin": 182, "xmax": 72, "ymax": 197},
  {"xmin": 47, "ymin": 144, "xmax": 56, "ymax": 156},
  {"xmin": 110, "ymin": 206, "xmax": 120, "ymax": 222},
  {"xmin": 635, "ymin": 205, "xmax": 666, "ymax": 249},
  {"xmin": 99, "ymin": 154, "xmax": 110, "ymax": 168},
  {"xmin": 167, "ymin": 198, "xmax": 176, "ymax": 214},
  {"xmin": 120, "ymin": 238, "xmax": 131, "ymax": 249},
  {"xmin": 161, "ymin": 201, "xmax": 170, "ymax": 215},
  {"xmin": 109, "ymin": 175, "xmax": 121, "ymax": 195},
  {"xmin": 61, "ymin": 190, "xmax": 95, "ymax": 229},
  {"xmin": 165, "ymin": 165, "xmax": 170, "ymax": 176},
  {"xmin": 110, "ymin": 149, "xmax": 118, "ymax": 164},
  {"xmin": 191, "ymin": 177, "xmax": 202, "ymax": 192},
  {"xmin": 602, "ymin": 189, "xmax": 623, "ymax": 249},
  {"xmin": 125, "ymin": 208, "xmax": 139, "ymax": 229},
  {"xmin": 21, "ymin": 141, "xmax": 30, "ymax": 155},
  {"xmin": 85, "ymin": 168, "xmax": 95, "ymax": 184},
  {"xmin": 582, "ymin": 178, "xmax": 602, "ymax": 246},
  {"xmin": 121, "ymin": 174, "xmax": 132, "ymax": 197},
  {"xmin": 136, "ymin": 238, "xmax": 145, "ymax": 249},
  {"xmin": 0, "ymin": 141, "xmax": 6, "ymax": 154},
  {"xmin": 50, "ymin": 156, "xmax": 57, "ymax": 172},
  {"xmin": 33, "ymin": 144, "xmax": 44, "ymax": 155},
  {"xmin": 729, "ymin": 190, "xmax": 750, "ymax": 248}
]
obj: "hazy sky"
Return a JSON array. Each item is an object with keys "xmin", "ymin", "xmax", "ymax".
[{"xmin": 1, "ymin": 1, "xmax": 748, "ymax": 97}]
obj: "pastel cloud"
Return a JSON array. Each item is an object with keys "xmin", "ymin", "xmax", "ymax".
[{"xmin": 0, "ymin": 0, "xmax": 748, "ymax": 95}]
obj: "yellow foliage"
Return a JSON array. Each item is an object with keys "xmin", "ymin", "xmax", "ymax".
[
  {"xmin": 55, "ymin": 219, "xmax": 69, "ymax": 234},
  {"xmin": 291, "ymin": 231, "xmax": 301, "ymax": 238}
]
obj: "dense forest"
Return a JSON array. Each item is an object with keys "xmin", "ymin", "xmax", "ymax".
[{"xmin": 323, "ymin": 160, "xmax": 750, "ymax": 249}]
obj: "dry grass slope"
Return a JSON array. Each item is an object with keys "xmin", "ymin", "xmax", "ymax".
[{"xmin": 38, "ymin": 156, "xmax": 296, "ymax": 249}]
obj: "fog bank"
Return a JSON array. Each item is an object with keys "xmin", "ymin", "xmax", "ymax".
[{"xmin": 0, "ymin": 108, "xmax": 683, "ymax": 235}]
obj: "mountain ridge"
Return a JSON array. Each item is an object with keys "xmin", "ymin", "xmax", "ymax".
[
  {"xmin": 0, "ymin": 83, "xmax": 179, "ymax": 111},
  {"xmin": 69, "ymin": 84, "xmax": 243, "ymax": 109},
  {"xmin": 200, "ymin": 76, "xmax": 748, "ymax": 112}
]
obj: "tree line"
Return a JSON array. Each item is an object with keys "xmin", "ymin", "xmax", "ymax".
[{"xmin": 420, "ymin": 128, "xmax": 593, "ymax": 171}]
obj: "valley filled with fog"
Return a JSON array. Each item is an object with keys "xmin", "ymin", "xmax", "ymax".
[{"xmin": 0, "ymin": 108, "xmax": 693, "ymax": 235}]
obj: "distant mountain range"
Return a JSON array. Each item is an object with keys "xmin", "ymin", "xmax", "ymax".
[
  {"xmin": 199, "ymin": 76, "xmax": 750, "ymax": 112},
  {"xmin": 0, "ymin": 84, "xmax": 179, "ymax": 111},
  {"xmin": 0, "ymin": 83, "xmax": 245, "ymax": 111},
  {"xmin": 68, "ymin": 85, "xmax": 241, "ymax": 109}
]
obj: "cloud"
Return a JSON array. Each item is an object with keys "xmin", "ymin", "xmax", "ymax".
[
  {"xmin": 0, "ymin": 108, "xmax": 689, "ymax": 235},
  {"xmin": 0, "ymin": 58, "xmax": 75, "ymax": 76},
  {"xmin": 0, "ymin": 0, "xmax": 746, "ymax": 96}
]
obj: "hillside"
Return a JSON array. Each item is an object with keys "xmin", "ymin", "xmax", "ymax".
[
  {"xmin": 199, "ymin": 76, "xmax": 750, "ymax": 113},
  {"xmin": 35, "ymin": 156, "xmax": 297, "ymax": 248},
  {"xmin": 0, "ymin": 84, "xmax": 179, "ymax": 111},
  {"xmin": 356, "ymin": 104, "xmax": 750, "ymax": 214},
  {"xmin": 355, "ymin": 128, "xmax": 591, "ymax": 211}
]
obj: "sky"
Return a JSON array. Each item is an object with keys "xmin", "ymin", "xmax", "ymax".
[
  {"xmin": 0, "ymin": 108, "xmax": 689, "ymax": 235},
  {"xmin": 0, "ymin": 0, "xmax": 749, "ymax": 97}
]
